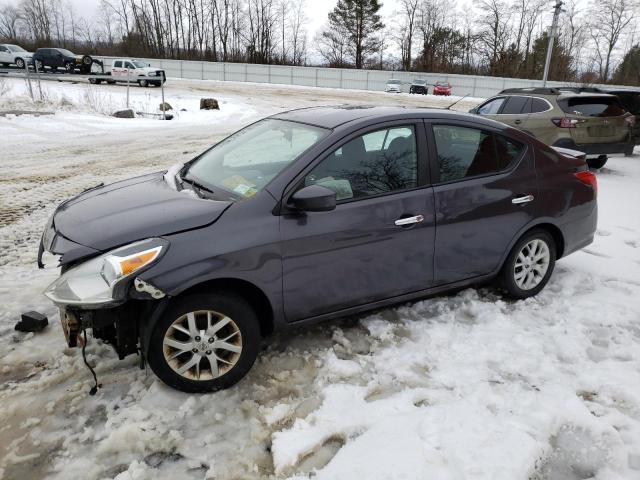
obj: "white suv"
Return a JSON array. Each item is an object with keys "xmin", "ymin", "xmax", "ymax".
[{"xmin": 0, "ymin": 44, "xmax": 33, "ymax": 69}]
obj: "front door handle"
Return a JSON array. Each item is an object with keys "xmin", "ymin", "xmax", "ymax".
[
  {"xmin": 514, "ymin": 119, "xmax": 522, "ymax": 125},
  {"xmin": 395, "ymin": 215, "xmax": 424, "ymax": 226},
  {"xmin": 512, "ymin": 194, "xmax": 534, "ymax": 204}
]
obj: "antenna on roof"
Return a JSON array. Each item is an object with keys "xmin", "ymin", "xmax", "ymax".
[{"xmin": 444, "ymin": 94, "xmax": 469, "ymax": 110}]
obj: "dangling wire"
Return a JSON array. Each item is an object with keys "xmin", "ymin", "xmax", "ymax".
[{"xmin": 82, "ymin": 329, "xmax": 101, "ymax": 396}]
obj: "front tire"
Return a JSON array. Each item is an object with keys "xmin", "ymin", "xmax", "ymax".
[
  {"xmin": 15, "ymin": 58, "xmax": 25, "ymax": 69},
  {"xmin": 147, "ymin": 293, "xmax": 261, "ymax": 393},
  {"xmin": 499, "ymin": 229, "xmax": 556, "ymax": 299},
  {"xmin": 64, "ymin": 62, "xmax": 74, "ymax": 73},
  {"xmin": 34, "ymin": 59, "xmax": 43, "ymax": 71},
  {"xmin": 138, "ymin": 78, "xmax": 149, "ymax": 87}
]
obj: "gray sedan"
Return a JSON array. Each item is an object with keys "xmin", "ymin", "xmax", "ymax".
[{"xmin": 39, "ymin": 106, "xmax": 598, "ymax": 392}]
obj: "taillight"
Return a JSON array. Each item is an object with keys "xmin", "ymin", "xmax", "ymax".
[
  {"xmin": 552, "ymin": 117, "xmax": 579, "ymax": 128},
  {"xmin": 575, "ymin": 170, "xmax": 597, "ymax": 195}
]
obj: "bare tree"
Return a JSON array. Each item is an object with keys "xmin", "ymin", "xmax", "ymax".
[
  {"xmin": 396, "ymin": 0, "xmax": 419, "ymax": 71},
  {"xmin": 476, "ymin": 0, "xmax": 512, "ymax": 75},
  {"xmin": 588, "ymin": 0, "xmax": 638, "ymax": 82},
  {"xmin": 288, "ymin": 0, "xmax": 307, "ymax": 65},
  {"xmin": 0, "ymin": 4, "xmax": 22, "ymax": 40}
]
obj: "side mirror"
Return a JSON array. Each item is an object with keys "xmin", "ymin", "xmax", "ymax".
[
  {"xmin": 469, "ymin": 107, "xmax": 478, "ymax": 114},
  {"xmin": 290, "ymin": 185, "xmax": 336, "ymax": 212}
]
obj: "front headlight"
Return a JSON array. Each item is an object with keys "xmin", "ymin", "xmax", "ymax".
[
  {"xmin": 44, "ymin": 238, "xmax": 167, "ymax": 307},
  {"xmin": 147, "ymin": 71, "xmax": 157, "ymax": 76}
]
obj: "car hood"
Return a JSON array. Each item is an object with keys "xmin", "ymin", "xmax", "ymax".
[{"xmin": 53, "ymin": 172, "xmax": 232, "ymax": 251}]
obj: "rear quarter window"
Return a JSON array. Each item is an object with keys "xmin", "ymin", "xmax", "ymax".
[
  {"xmin": 530, "ymin": 98, "xmax": 551, "ymax": 113},
  {"xmin": 558, "ymin": 97, "xmax": 626, "ymax": 117}
]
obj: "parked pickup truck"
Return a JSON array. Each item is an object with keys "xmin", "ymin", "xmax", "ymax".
[{"xmin": 89, "ymin": 59, "xmax": 166, "ymax": 87}]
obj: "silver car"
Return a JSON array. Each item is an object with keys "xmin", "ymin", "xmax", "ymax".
[
  {"xmin": 0, "ymin": 44, "xmax": 33, "ymax": 69},
  {"xmin": 385, "ymin": 79, "xmax": 403, "ymax": 93}
]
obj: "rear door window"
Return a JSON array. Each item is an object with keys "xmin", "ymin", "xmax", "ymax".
[
  {"xmin": 501, "ymin": 96, "xmax": 530, "ymax": 114},
  {"xmin": 432, "ymin": 125, "xmax": 524, "ymax": 182},
  {"xmin": 558, "ymin": 97, "xmax": 626, "ymax": 117},
  {"xmin": 114, "ymin": 61, "xmax": 122, "ymax": 68},
  {"xmin": 477, "ymin": 97, "xmax": 506, "ymax": 115}
]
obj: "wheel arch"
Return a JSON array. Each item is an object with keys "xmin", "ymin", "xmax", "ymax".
[
  {"xmin": 499, "ymin": 220, "xmax": 566, "ymax": 273},
  {"xmin": 172, "ymin": 278, "xmax": 275, "ymax": 338}
]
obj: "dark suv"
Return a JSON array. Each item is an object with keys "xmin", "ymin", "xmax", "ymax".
[
  {"xmin": 470, "ymin": 88, "xmax": 634, "ymax": 168},
  {"xmin": 38, "ymin": 106, "xmax": 597, "ymax": 392},
  {"xmin": 32, "ymin": 48, "xmax": 99, "ymax": 74}
]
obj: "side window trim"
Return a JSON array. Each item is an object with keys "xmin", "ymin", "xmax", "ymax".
[
  {"xmin": 424, "ymin": 120, "xmax": 528, "ymax": 185},
  {"xmin": 529, "ymin": 97, "xmax": 554, "ymax": 114},
  {"xmin": 281, "ymin": 119, "xmax": 430, "ymax": 209}
]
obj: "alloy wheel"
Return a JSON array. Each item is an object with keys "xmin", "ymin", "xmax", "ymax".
[
  {"xmin": 162, "ymin": 310, "xmax": 242, "ymax": 381},
  {"xmin": 513, "ymin": 239, "xmax": 550, "ymax": 290}
]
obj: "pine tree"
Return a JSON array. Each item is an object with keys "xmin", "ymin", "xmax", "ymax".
[
  {"xmin": 327, "ymin": 0, "xmax": 384, "ymax": 69},
  {"xmin": 612, "ymin": 45, "xmax": 640, "ymax": 86}
]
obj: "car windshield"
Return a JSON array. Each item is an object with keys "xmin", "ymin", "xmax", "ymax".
[
  {"xmin": 388, "ymin": 80, "xmax": 401, "ymax": 84},
  {"xmin": 413, "ymin": 80, "xmax": 426, "ymax": 85},
  {"xmin": 132, "ymin": 61, "xmax": 148, "ymax": 68},
  {"xmin": 558, "ymin": 96, "xmax": 626, "ymax": 117},
  {"xmin": 58, "ymin": 49, "xmax": 75, "ymax": 56},
  {"xmin": 8, "ymin": 45, "xmax": 26, "ymax": 52},
  {"xmin": 184, "ymin": 119, "xmax": 328, "ymax": 198},
  {"xmin": 436, "ymin": 82, "xmax": 450, "ymax": 87}
]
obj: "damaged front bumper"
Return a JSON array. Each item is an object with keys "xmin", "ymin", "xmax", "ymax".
[{"xmin": 39, "ymin": 216, "xmax": 170, "ymax": 358}]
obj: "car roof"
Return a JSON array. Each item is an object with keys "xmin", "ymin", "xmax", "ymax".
[{"xmin": 270, "ymin": 105, "xmax": 509, "ymax": 130}]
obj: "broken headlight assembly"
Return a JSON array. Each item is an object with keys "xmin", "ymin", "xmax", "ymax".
[{"xmin": 44, "ymin": 238, "xmax": 168, "ymax": 307}]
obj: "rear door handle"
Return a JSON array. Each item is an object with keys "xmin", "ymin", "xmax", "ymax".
[
  {"xmin": 395, "ymin": 215, "xmax": 424, "ymax": 226},
  {"xmin": 512, "ymin": 194, "xmax": 534, "ymax": 204}
]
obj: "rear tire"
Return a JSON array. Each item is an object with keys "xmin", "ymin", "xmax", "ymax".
[
  {"xmin": 587, "ymin": 155, "xmax": 607, "ymax": 169},
  {"xmin": 499, "ymin": 229, "xmax": 556, "ymax": 300},
  {"xmin": 147, "ymin": 293, "xmax": 261, "ymax": 393},
  {"xmin": 624, "ymin": 145, "xmax": 635, "ymax": 157}
]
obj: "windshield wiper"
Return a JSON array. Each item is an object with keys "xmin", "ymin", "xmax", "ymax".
[{"xmin": 180, "ymin": 175, "xmax": 215, "ymax": 198}]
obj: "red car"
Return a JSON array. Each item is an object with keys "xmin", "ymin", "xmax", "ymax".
[{"xmin": 433, "ymin": 81, "xmax": 452, "ymax": 96}]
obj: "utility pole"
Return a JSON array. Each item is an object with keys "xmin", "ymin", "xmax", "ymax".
[{"xmin": 542, "ymin": 0, "xmax": 564, "ymax": 86}]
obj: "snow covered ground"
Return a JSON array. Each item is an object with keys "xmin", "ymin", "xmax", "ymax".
[{"xmin": 0, "ymin": 76, "xmax": 639, "ymax": 480}]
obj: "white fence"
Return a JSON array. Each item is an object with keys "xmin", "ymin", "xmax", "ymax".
[{"xmin": 97, "ymin": 57, "xmax": 633, "ymax": 98}]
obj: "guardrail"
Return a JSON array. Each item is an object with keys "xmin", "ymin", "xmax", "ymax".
[{"xmin": 89, "ymin": 57, "xmax": 637, "ymax": 98}]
